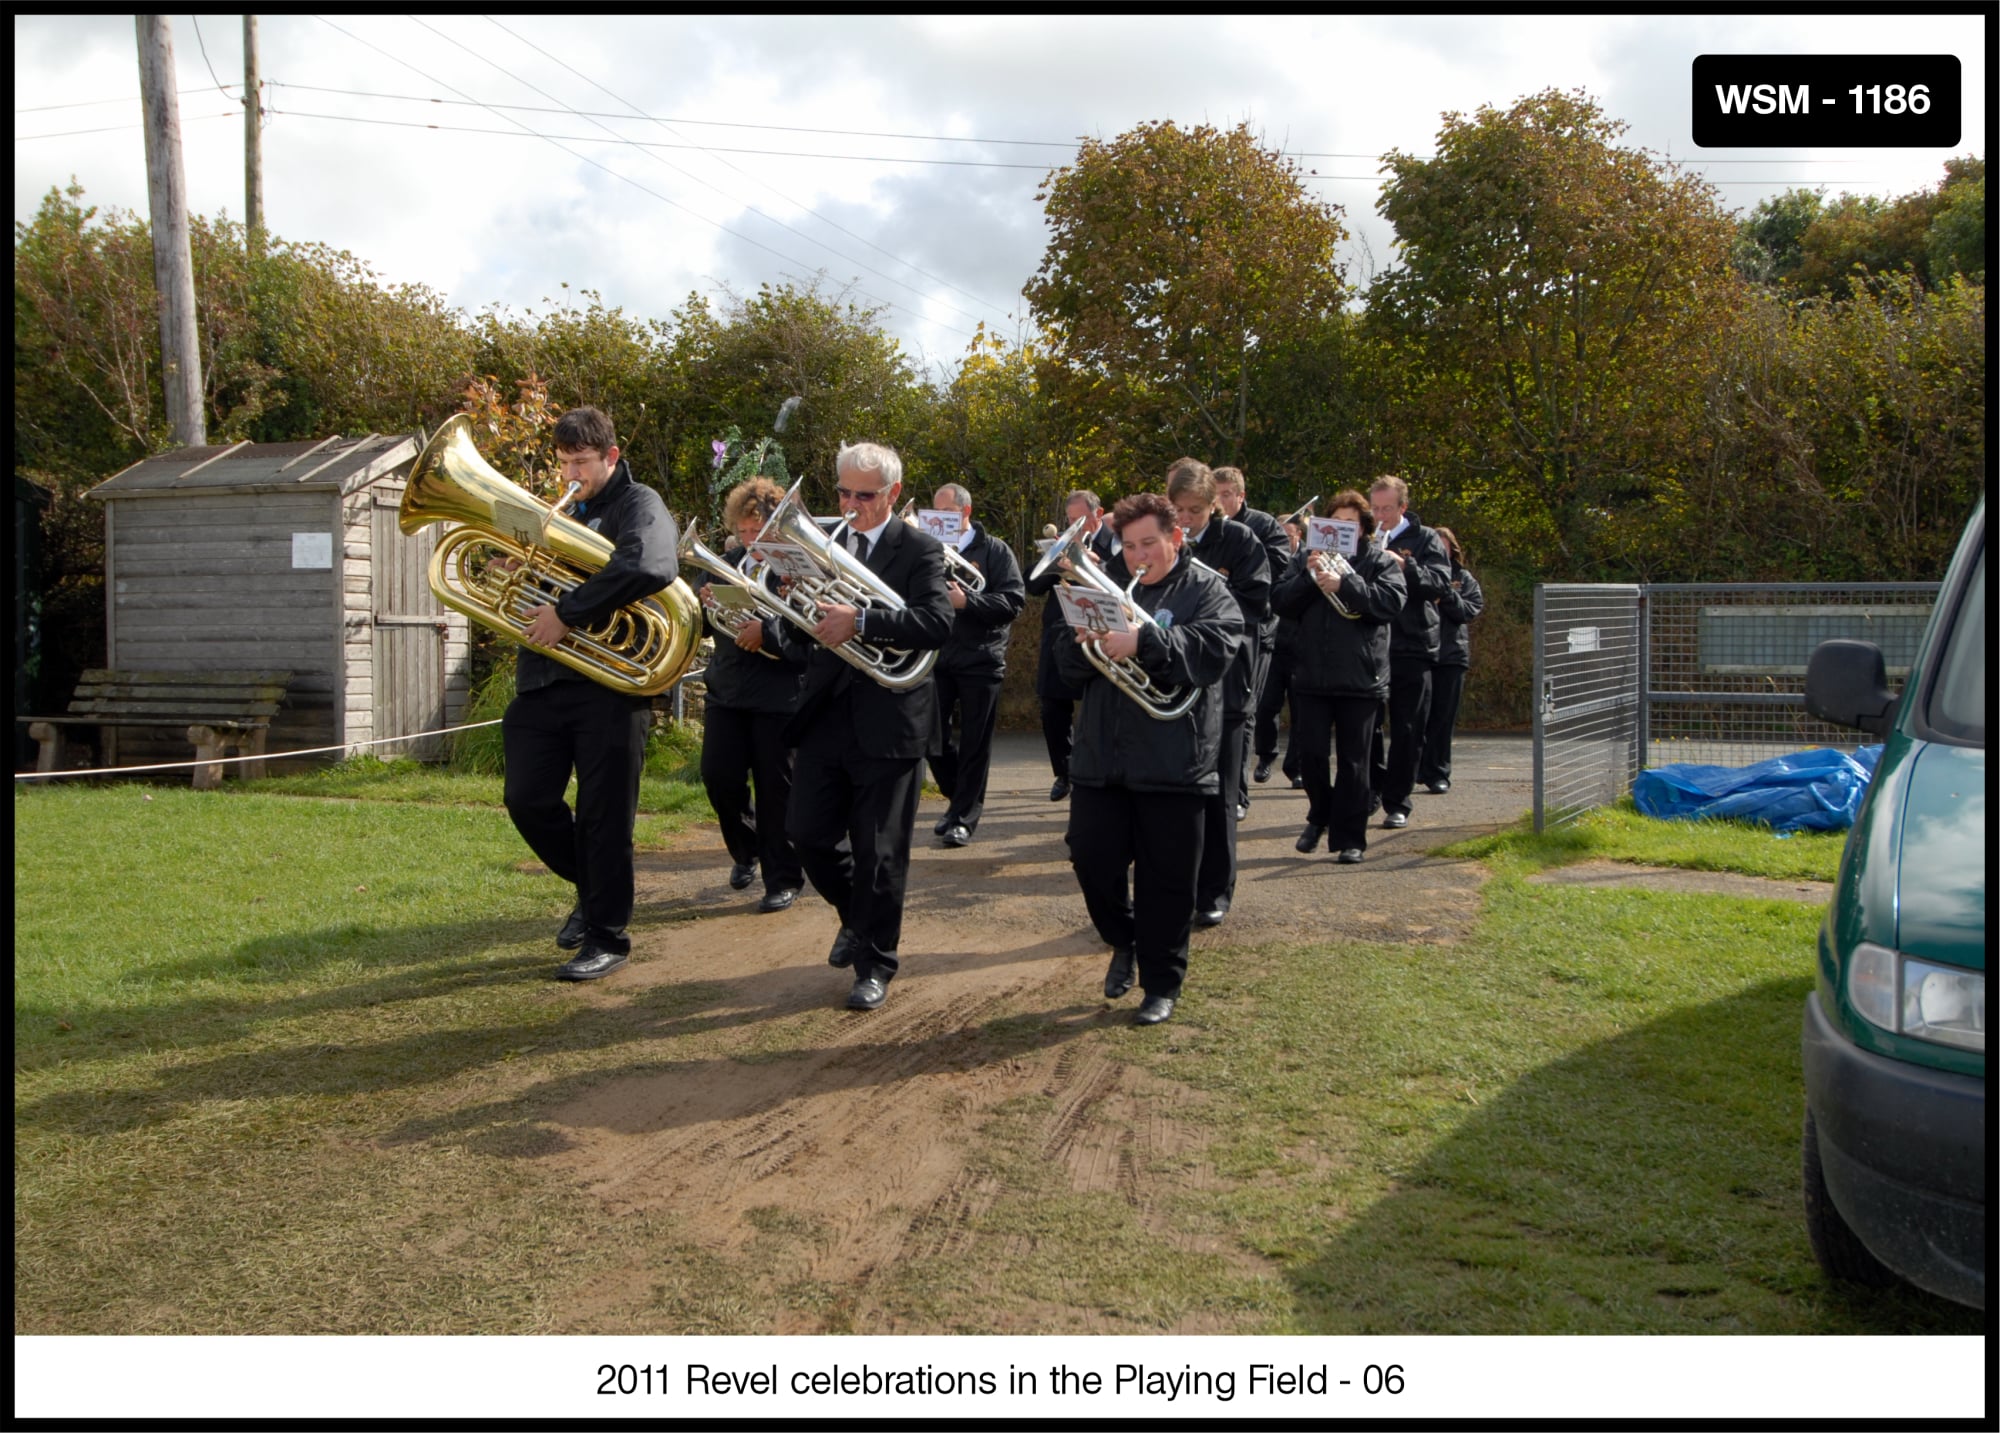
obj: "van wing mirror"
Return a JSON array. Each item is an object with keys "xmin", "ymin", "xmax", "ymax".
[{"xmin": 1805, "ymin": 639, "xmax": 1895, "ymax": 737}]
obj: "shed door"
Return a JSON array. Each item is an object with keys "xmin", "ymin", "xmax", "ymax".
[{"xmin": 372, "ymin": 492, "xmax": 448, "ymax": 760}]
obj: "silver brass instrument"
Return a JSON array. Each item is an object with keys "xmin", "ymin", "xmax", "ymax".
[
  {"xmin": 1279, "ymin": 495, "xmax": 1320, "ymax": 528},
  {"xmin": 896, "ymin": 498, "xmax": 986, "ymax": 592},
  {"xmin": 745, "ymin": 479, "xmax": 938, "ymax": 690},
  {"xmin": 678, "ymin": 521, "xmax": 782, "ymax": 661},
  {"xmin": 1307, "ymin": 548, "xmax": 1363, "ymax": 620},
  {"xmin": 1028, "ymin": 515, "xmax": 1199, "ymax": 721},
  {"xmin": 399, "ymin": 415, "xmax": 700, "ymax": 696}
]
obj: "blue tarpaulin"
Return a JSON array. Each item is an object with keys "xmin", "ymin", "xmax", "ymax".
[{"xmin": 1633, "ymin": 746, "xmax": 1884, "ymax": 833}]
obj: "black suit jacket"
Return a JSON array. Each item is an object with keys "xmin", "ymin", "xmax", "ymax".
[
  {"xmin": 777, "ymin": 517, "xmax": 954, "ymax": 758},
  {"xmin": 1029, "ymin": 524, "xmax": 1120, "ymax": 701}
]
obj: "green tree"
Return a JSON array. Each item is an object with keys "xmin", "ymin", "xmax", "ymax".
[
  {"xmin": 1732, "ymin": 188, "xmax": 1823, "ymax": 286},
  {"xmin": 1024, "ymin": 120, "xmax": 1350, "ymax": 469}
]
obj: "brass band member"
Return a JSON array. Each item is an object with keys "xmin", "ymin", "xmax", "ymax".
[
  {"xmin": 1055, "ymin": 492, "xmax": 1243, "ymax": 1025},
  {"xmin": 1271, "ymin": 490, "xmax": 1406, "ymax": 863},
  {"xmin": 1254, "ymin": 511, "xmax": 1305, "ymax": 790},
  {"xmin": 1367, "ymin": 476, "xmax": 1453, "ymax": 830},
  {"xmin": 692, "ymin": 478, "xmax": 806, "ymax": 911},
  {"xmin": 925, "ymin": 482, "xmax": 1026, "ymax": 847},
  {"xmin": 1167, "ymin": 459, "xmax": 1270, "ymax": 928},
  {"xmin": 1416, "ymin": 525, "xmax": 1485, "ymax": 795},
  {"xmin": 1212, "ymin": 466, "xmax": 1292, "ymax": 807},
  {"xmin": 1027, "ymin": 490, "xmax": 1117, "ymax": 802},
  {"xmin": 773, "ymin": 442, "xmax": 953, "ymax": 1010},
  {"xmin": 502, "ymin": 407, "xmax": 677, "ymax": 981}
]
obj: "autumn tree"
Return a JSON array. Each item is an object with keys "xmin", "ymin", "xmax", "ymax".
[{"xmin": 1024, "ymin": 120, "xmax": 1350, "ymax": 470}]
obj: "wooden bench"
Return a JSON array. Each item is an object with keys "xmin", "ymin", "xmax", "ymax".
[{"xmin": 20, "ymin": 669, "xmax": 292, "ymax": 789}]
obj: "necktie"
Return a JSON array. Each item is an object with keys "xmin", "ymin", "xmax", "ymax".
[{"xmin": 851, "ymin": 531, "xmax": 869, "ymax": 561}]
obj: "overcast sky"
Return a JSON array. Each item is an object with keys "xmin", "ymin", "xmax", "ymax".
[{"xmin": 14, "ymin": 12, "xmax": 1988, "ymax": 377}]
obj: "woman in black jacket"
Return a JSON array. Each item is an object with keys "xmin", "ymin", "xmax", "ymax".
[
  {"xmin": 693, "ymin": 478, "xmax": 806, "ymax": 911},
  {"xmin": 1269, "ymin": 490, "xmax": 1407, "ymax": 863},
  {"xmin": 1417, "ymin": 526, "xmax": 1484, "ymax": 795}
]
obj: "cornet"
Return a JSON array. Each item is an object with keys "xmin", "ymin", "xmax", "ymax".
[
  {"xmin": 1307, "ymin": 549, "xmax": 1363, "ymax": 620},
  {"xmin": 1028, "ymin": 516, "xmax": 1198, "ymax": 721},
  {"xmin": 895, "ymin": 498, "xmax": 986, "ymax": 591}
]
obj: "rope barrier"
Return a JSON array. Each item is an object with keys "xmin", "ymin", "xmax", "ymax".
[{"xmin": 12, "ymin": 719, "xmax": 503, "ymax": 783}]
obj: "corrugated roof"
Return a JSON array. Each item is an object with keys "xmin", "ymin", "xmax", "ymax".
[{"xmin": 87, "ymin": 432, "xmax": 420, "ymax": 498}]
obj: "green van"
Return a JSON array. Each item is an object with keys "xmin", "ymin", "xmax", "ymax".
[{"xmin": 1800, "ymin": 498, "xmax": 1985, "ymax": 1309}]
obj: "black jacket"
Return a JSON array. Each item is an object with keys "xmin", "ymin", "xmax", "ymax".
[
  {"xmin": 518, "ymin": 458, "xmax": 678, "ymax": 693},
  {"xmin": 937, "ymin": 524, "xmax": 1027, "ymax": 677},
  {"xmin": 690, "ymin": 549, "xmax": 805, "ymax": 715},
  {"xmin": 1054, "ymin": 551, "xmax": 1243, "ymax": 795},
  {"xmin": 1187, "ymin": 516, "xmax": 1271, "ymax": 716},
  {"xmin": 1434, "ymin": 564, "xmax": 1485, "ymax": 669},
  {"xmin": 1272, "ymin": 543, "xmax": 1407, "ymax": 699},
  {"xmin": 1234, "ymin": 505, "xmax": 1293, "ymax": 633},
  {"xmin": 774, "ymin": 517, "xmax": 954, "ymax": 759},
  {"xmin": 1381, "ymin": 511, "xmax": 1453, "ymax": 663},
  {"xmin": 1029, "ymin": 524, "xmax": 1119, "ymax": 701}
]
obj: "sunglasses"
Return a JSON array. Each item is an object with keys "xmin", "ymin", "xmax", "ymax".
[{"xmin": 835, "ymin": 486, "xmax": 887, "ymax": 502}]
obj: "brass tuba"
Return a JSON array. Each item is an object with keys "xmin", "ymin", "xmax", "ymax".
[
  {"xmin": 398, "ymin": 415, "xmax": 701, "ymax": 697},
  {"xmin": 1028, "ymin": 515, "xmax": 1199, "ymax": 721}
]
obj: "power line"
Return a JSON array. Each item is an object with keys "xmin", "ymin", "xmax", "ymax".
[
  {"xmin": 189, "ymin": 16, "xmax": 237, "ymax": 98},
  {"xmin": 16, "ymin": 112, "xmax": 241, "ymax": 142}
]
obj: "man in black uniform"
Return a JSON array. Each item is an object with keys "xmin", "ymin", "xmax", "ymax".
[
  {"xmin": 1167, "ymin": 459, "xmax": 1269, "ymax": 929},
  {"xmin": 1212, "ymin": 467, "xmax": 1291, "ymax": 811},
  {"xmin": 1055, "ymin": 492, "xmax": 1242, "ymax": 1026},
  {"xmin": 1366, "ymin": 476, "xmax": 1453, "ymax": 830},
  {"xmin": 776, "ymin": 442, "xmax": 953, "ymax": 1010},
  {"xmin": 925, "ymin": 482, "xmax": 1026, "ymax": 847},
  {"xmin": 1255, "ymin": 514, "xmax": 1305, "ymax": 789},
  {"xmin": 502, "ymin": 406, "xmax": 677, "ymax": 981},
  {"xmin": 1027, "ymin": 490, "xmax": 1117, "ymax": 802}
]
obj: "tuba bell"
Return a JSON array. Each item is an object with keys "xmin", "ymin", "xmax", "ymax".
[
  {"xmin": 1028, "ymin": 515, "xmax": 1199, "ymax": 721},
  {"xmin": 399, "ymin": 415, "xmax": 701, "ymax": 697}
]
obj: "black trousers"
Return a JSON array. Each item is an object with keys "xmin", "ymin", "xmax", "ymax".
[
  {"xmin": 503, "ymin": 680, "xmax": 652, "ymax": 954},
  {"xmin": 1370, "ymin": 659, "xmax": 1433, "ymax": 817},
  {"xmin": 700, "ymin": 703, "xmax": 803, "ymax": 896},
  {"xmin": 787, "ymin": 696, "xmax": 922, "ymax": 982},
  {"xmin": 1067, "ymin": 783, "xmax": 1205, "ymax": 1000},
  {"xmin": 1293, "ymin": 691, "xmax": 1382, "ymax": 852},
  {"xmin": 1241, "ymin": 629, "xmax": 1272, "ymax": 796},
  {"xmin": 928, "ymin": 667, "xmax": 1003, "ymax": 832},
  {"xmin": 1197, "ymin": 710, "xmax": 1249, "ymax": 907},
  {"xmin": 1039, "ymin": 694, "xmax": 1075, "ymax": 780},
  {"xmin": 1418, "ymin": 663, "xmax": 1468, "ymax": 786},
  {"xmin": 1254, "ymin": 642, "xmax": 1298, "ymax": 775}
]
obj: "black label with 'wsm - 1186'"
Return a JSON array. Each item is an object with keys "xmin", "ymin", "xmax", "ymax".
[{"xmin": 1693, "ymin": 55, "xmax": 1960, "ymax": 147}]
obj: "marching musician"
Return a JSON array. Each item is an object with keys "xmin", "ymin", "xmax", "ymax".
[
  {"xmin": 924, "ymin": 483, "xmax": 1026, "ymax": 848},
  {"xmin": 1054, "ymin": 492, "xmax": 1243, "ymax": 1025},
  {"xmin": 502, "ymin": 407, "xmax": 678, "ymax": 981},
  {"xmin": 1167, "ymin": 459, "xmax": 1270, "ymax": 928},
  {"xmin": 1366, "ymin": 476, "xmax": 1453, "ymax": 831},
  {"xmin": 773, "ymin": 442, "xmax": 953, "ymax": 1011},
  {"xmin": 1212, "ymin": 467, "xmax": 1292, "ymax": 808},
  {"xmin": 1026, "ymin": 490, "xmax": 1117, "ymax": 803},
  {"xmin": 1271, "ymin": 490, "xmax": 1406, "ymax": 863},
  {"xmin": 1416, "ymin": 525, "xmax": 1485, "ymax": 795},
  {"xmin": 692, "ymin": 478, "xmax": 806, "ymax": 912},
  {"xmin": 1254, "ymin": 512, "xmax": 1305, "ymax": 790}
]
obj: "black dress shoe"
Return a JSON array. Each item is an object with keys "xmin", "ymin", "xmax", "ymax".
[
  {"xmin": 1193, "ymin": 896, "xmax": 1228, "ymax": 928},
  {"xmin": 1295, "ymin": 822, "xmax": 1325, "ymax": 854},
  {"xmin": 827, "ymin": 926, "xmax": 858, "ymax": 968},
  {"xmin": 941, "ymin": 823, "xmax": 971, "ymax": 848},
  {"xmin": 1103, "ymin": 947, "xmax": 1136, "ymax": 1000},
  {"xmin": 1288, "ymin": 774, "xmax": 1305, "ymax": 789},
  {"xmin": 1234, "ymin": 801, "xmax": 1249, "ymax": 823},
  {"xmin": 1425, "ymin": 779, "xmax": 1450, "ymax": 794},
  {"xmin": 759, "ymin": 886, "xmax": 800, "ymax": 913},
  {"xmin": 1382, "ymin": 810, "xmax": 1409, "ymax": 829},
  {"xmin": 556, "ymin": 944, "xmax": 628, "ymax": 981},
  {"xmin": 1049, "ymin": 777, "xmax": 1071, "ymax": 802},
  {"xmin": 555, "ymin": 905, "xmax": 588, "ymax": 951},
  {"xmin": 933, "ymin": 814, "xmax": 953, "ymax": 836},
  {"xmin": 1135, "ymin": 994, "xmax": 1176, "ymax": 1025},
  {"xmin": 1253, "ymin": 757, "xmax": 1274, "ymax": 784},
  {"xmin": 1336, "ymin": 847, "xmax": 1366, "ymax": 864},
  {"xmin": 846, "ymin": 975, "xmax": 888, "ymax": 1010},
  {"xmin": 728, "ymin": 860, "xmax": 757, "ymax": 890}
]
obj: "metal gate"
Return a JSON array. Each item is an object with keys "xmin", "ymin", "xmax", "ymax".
[{"xmin": 1533, "ymin": 584, "xmax": 1643, "ymax": 831}]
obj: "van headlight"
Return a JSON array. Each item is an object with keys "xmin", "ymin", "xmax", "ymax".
[{"xmin": 1847, "ymin": 942, "xmax": 1986, "ymax": 1053}]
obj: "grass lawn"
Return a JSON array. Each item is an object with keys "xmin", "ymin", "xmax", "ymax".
[{"xmin": 13, "ymin": 781, "xmax": 1977, "ymax": 1334}]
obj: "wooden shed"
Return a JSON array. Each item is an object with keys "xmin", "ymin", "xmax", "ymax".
[{"xmin": 85, "ymin": 433, "xmax": 473, "ymax": 771}]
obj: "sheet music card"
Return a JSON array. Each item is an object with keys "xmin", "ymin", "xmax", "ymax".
[
  {"xmin": 745, "ymin": 540, "xmax": 821, "ymax": 582},
  {"xmin": 1055, "ymin": 586, "xmax": 1132, "ymax": 637},
  {"xmin": 915, "ymin": 508, "xmax": 964, "ymax": 542},
  {"xmin": 1307, "ymin": 517, "xmax": 1361, "ymax": 556}
]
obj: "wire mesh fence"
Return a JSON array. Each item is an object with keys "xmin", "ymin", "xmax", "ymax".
[{"xmin": 1534, "ymin": 585, "xmax": 1643, "ymax": 832}]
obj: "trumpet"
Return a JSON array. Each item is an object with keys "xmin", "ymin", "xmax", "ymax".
[
  {"xmin": 1028, "ymin": 516, "xmax": 1198, "ymax": 721},
  {"xmin": 1307, "ymin": 548, "xmax": 1363, "ymax": 620},
  {"xmin": 895, "ymin": 498, "xmax": 986, "ymax": 591}
]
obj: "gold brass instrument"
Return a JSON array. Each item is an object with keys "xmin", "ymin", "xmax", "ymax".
[
  {"xmin": 1307, "ymin": 549, "xmax": 1363, "ymax": 620},
  {"xmin": 398, "ymin": 415, "xmax": 701, "ymax": 697},
  {"xmin": 745, "ymin": 479, "xmax": 939, "ymax": 690},
  {"xmin": 1028, "ymin": 515, "xmax": 1199, "ymax": 721},
  {"xmin": 678, "ymin": 521, "xmax": 781, "ymax": 661},
  {"xmin": 895, "ymin": 498, "xmax": 986, "ymax": 592}
]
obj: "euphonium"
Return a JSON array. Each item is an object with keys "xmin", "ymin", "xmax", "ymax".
[
  {"xmin": 678, "ymin": 521, "xmax": 782, "ymax": 662},
  {"xmin": 745, "ymin": 479, "xmax": 938, "ymax": 690},
  {"xmin": 895, "ymin": 497, "xmax": 986, "ymax": 591},
  {"xmin": 398, "ymin": 415, "xmax": 701, "ymax": 697},
  {"xmin": 1028, "ymin": 515, "xmax": 1199, "ymax": 721}
]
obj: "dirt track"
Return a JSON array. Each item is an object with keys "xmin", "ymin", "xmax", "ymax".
[{"xmin": 537, "ymin": 732, "xmax": 1532, "ymax": 1330}]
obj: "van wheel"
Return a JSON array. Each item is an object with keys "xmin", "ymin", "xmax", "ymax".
[{"xmin": 1802, "ymin": 1110, "xmax": 1898, "ymax": 1288}]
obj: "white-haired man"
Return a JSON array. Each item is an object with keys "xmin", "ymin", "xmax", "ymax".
[{"xmin": 925, "ymin": 481, "xmax": 1025, "ymax": 847}]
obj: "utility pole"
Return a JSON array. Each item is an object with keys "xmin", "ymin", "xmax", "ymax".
[
  {"xmin": 135, "ymin": 15, "xmax": 206, "ymax": 447},
  {"xmin": 243, "ymin": 14, "xmax": 264, "ymax": 257}
]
